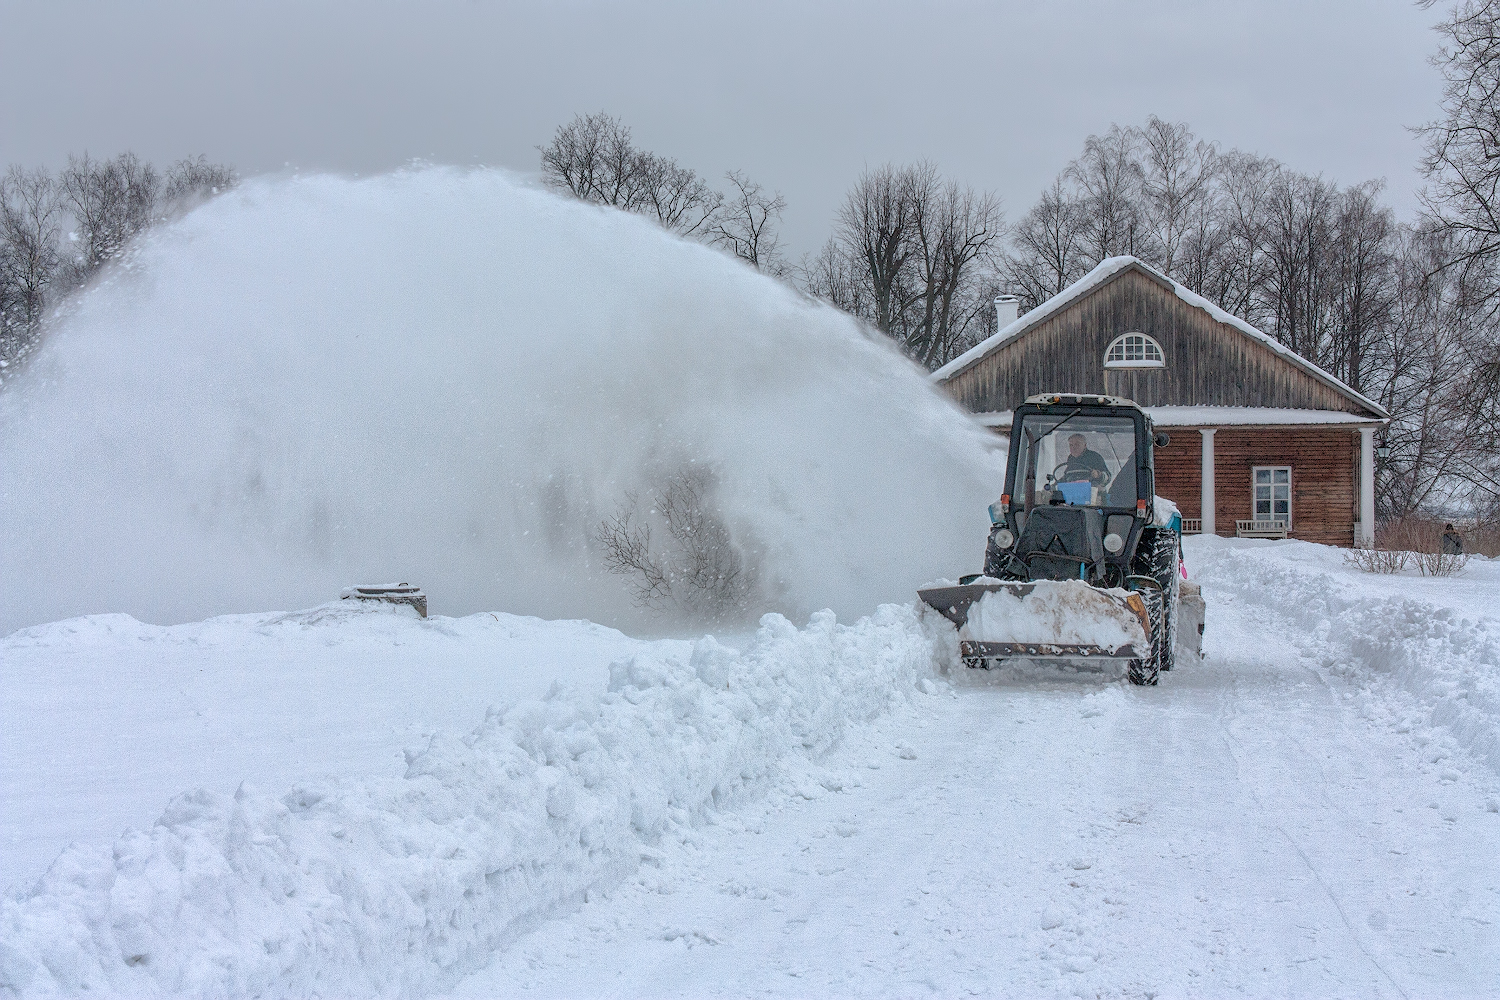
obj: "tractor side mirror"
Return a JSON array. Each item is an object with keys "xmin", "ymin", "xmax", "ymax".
[{"xmin": 1154, "ymin": 432, "xmax": 1171, "ymax": 448}]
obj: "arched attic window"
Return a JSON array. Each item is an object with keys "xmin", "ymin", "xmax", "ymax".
[{"xmin": 1104, "ymin": 332, "xmax": 1166, "ymax": 369}]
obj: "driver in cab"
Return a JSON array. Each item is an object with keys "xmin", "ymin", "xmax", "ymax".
[{"xmin": 1061, "ymin": 433, "xmax": 1109, "ymax": 484}]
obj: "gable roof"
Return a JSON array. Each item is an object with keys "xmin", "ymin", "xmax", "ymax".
[{"xmin": 932, "ymin": 256, "xmax": 1389, "ymax": 420}]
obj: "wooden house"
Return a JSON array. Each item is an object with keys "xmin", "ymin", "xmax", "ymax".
[{"xmin": 932, "ymin": 256, "xmax": 1389, "ymax": 547}]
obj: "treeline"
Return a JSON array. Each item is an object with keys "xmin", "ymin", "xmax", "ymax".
[
  {"xmin": 539, "ymin": 0, "xmax": 1500, "ymax": 527},
  {"xmin": 0, "ymin": 152, "xmax": 235, "ymax": 369},
  {"xmin": 1001, "ymin": 117, "xmax": 1499, "ymax": 525},
  {"xmin": 540, "ymin": 112, "xmax": 788, "ymax": 276}
]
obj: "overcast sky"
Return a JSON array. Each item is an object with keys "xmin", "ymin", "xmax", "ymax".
[{"xmin": 0, "ymin": 1, "xmax": 1446, "ymax": 261}]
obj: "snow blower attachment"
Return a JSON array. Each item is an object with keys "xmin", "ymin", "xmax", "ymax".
[{"xmin": 918, "ymin": 393, "xmax": 1186, "ymax": 685}]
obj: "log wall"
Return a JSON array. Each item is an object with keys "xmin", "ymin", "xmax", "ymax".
[
  {"xmin": 1151, "ymin": 427, "xmax": 1359, "ymax": 547},
  {"xmin": 943, "ymin": 268, "xmax": 1367, "ymax": 415}
]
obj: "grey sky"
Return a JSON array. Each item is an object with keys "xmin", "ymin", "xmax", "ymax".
[{"xmin": 1, "ymin": 1, "xmax": 1444, "ymax": 261}]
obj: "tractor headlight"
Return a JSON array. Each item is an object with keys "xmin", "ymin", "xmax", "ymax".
[
  {"xmin": 992, "ymin": 528, "xmax": 1015, "ymax": 549},
  {"xmin": 1103, "ymin": 532, "xmax": 1125, "ymax": 554}
]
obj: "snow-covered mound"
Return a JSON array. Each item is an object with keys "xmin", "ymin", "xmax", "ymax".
[
  {"xmin": 0, "ymin": 168, "xmax": 1003, "ymax": 636},
  {"xmin": 0, "ymin": 605, "xmax": 948, "ymax": 998},
  {"xmin": 0, "ymin": 603, "xmax": 696, "ymax": 890},
  {"xmin": 1188, "ymin": 536, "xmax": 1500, "ymax": 773}
]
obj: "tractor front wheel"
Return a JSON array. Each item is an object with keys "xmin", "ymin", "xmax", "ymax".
[
  {"xmin": 1127, "ymin": 656, "xmax": 1159, "ymax": 686},
  {"xmin": 1128, "ymin": 588, "xmax": 1165, "ymax": 686}
]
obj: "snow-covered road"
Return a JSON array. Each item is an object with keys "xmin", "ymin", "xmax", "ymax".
[
  {"xmin": 446, "ymin": 580, "xmax": 1499, "ymax": 998},
  {"xmin": 3, "ymin": 538, "xmax": 1497, "ymax": 997}
]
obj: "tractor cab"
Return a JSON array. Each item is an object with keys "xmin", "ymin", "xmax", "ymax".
[{"xmin": 986, "ymin": 394, "xmax": 1167, "ymax": 589}]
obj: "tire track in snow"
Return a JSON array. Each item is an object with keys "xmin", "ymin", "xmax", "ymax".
[
  {"xmin": 448, "ymin": 607, "xmax": 1500, "ymax": 998},
  {"xmin": 1213, "ymin": 644, "xmax": 1408, "ymax": 999}
]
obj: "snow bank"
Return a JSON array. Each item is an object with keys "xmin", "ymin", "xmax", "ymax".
[
  {"xmin": 0, "ymin": 603, "xmax": 693, "ymax": 890},
  {"xmin": 1190, "ymin": 538, "xmax": 1500, "ymax": 773},
  {"xmin": 0, "ymin": 604, "xmax": 946, "ymax": 998},
  {"xmin": 0, "ymin": 167, "xmax": 1003, "ymax": 636},
  {"xmin": 965, "ymin": 583, "xmax": 1145, "ymax": 650}
]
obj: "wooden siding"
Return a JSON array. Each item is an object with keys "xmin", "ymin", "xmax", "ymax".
[
  {"xmin": 1152, "ymin": 427, "xmax": 1359, "ymax": 547},
  {"xmin": 944, "ymin": 268, "xmax": 1369, "ymax": 415}
]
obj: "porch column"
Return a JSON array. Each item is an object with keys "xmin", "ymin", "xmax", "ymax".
[
  {"xmin": 1359, "ymin": 426, "xmax": 1376, "ymax": 547},
  {"xmin": 1200, "ymin": 428, "xmax": 1216, "ymax": 536}
]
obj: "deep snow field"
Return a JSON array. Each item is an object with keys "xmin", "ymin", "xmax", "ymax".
[{"xmin": 3, "ymin": 536, "xmax": 1498, "ymax": 998}]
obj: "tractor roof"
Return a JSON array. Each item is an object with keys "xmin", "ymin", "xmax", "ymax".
[{"xmin": 1020, "ymin": 393, "xmax": 1147, "ymax": 414}]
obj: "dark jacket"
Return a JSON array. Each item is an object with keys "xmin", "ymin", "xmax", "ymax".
[
  {"xmin": 1442, "ymin": 529, "xmax": 1464, "ymax": 555},
  {"xmin": 1062, "ymin": 448, "xmax": 1109, "ymax": 484}
]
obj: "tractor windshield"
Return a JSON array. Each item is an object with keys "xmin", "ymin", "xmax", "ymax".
[{"xmin": 1014, "ymin": 412, "xmax": 1140, "ymax": 513}]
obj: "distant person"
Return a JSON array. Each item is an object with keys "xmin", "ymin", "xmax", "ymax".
[
  {"xmin": 1060, "ymin": 433, "xmax": 1109, "ymax": 484},
  {"xmin": 1442, "ymin": 523, "xmax": 1464, "ymax": 555}
]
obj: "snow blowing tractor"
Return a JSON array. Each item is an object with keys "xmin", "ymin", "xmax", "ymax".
[{"xmin": 919, "ymin": 393, "xmax": 1184, "ymax": 686}]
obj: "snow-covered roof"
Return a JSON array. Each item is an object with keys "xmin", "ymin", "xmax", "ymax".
[
  {"xmin": 932, "ymin": 256, "xmax": 1390, "ymax": 420},
  {"xmin": 1143, "ymin": 406, "xmax": 1384, "ymax": 428},
  {"xmin": 974, "ymin": 406, "xmax": 1387, "ymax": 431}
]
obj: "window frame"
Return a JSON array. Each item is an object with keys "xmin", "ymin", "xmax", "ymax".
[
  {"xmin": 1103, "ymin": 332, "xmax": 1166, "ymax": 370},
  {"xmin": 1251, "ymin": 465, "xmax": 1292, "ymax": 527}
]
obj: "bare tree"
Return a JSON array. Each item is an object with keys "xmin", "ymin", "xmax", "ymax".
[
  {"xmin": 164, "ymin": 155, "xmax": 236, "ymax": 207},
  {"xmin": 905, "ymin": 178, "xmax": 1006, "ymax": 367},
  {"xmin": 819, "ymin": 163, "xmax": 1004, "ymax": 368},
  {"xmin": 1369, "ymin": 227, "xmax": 1495, "ymax": 519},
  {"xmin": 1003, "ymin": 177, "xmax": 1089, "ymax": 309},
  {"xmin": 1, "ymin": 167, "xmax": 62, "ymax": 354},
  {"xmin": 1261, "ymin": 170, "xmax": 1338, "ymax": 362},
  {"xmin": 60, "ymin": 152, "xmax": 160, "ymax": 280},
  {"xmin": 596, "ymin": 464, "xmax": 758, "ymax": 621},
  {"xmin": 799, "ymin": 237, "xmax": 869, "ymax": 317},
  {"xmin": 1328, "ymin": 182, "xmax": 1397, "ymax": 393},
  {"xmin": 1139, "ymin": 116, "xmax": 1218, "ymax": 275},
  {"xmin": 1200, "ymin": 150, "xmax": 1277, "ymax": 322},
  {"xmin": 539, "ymin": 111, "xmax": 638, "ymax": 207},
  {"xmin": 635, "ymin": 154, "xmax": 721, "ymax": 237},
  {"xmin": 1, "ymin": 151, "xmax": 234, "ymax": 380},
  {"xmin": 834, "ymin": 164, "xmax": 921, "ymax": 337},
  {"xmin": 706, "ymin": 170, "xmax": 787, "ymax": 274},
  {"xmin": 1417, "ymin": 0, "xmax": 1500, "ymax": 305},
  {"xmin": 1067, "ymin": 124, "xmax": 1147, "ymax": 264},
  {"xmin": 539, "ymin": 112, "xmax": 721, "ymax": 238}
]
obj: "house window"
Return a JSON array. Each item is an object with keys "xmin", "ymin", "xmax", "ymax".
[
  {"xmin": 1253, "ymin": 467, "xmax": 1291, "ymax": 526},
  {"xmin": 1103, "ymin": 332, "xmax": 1166, "ymax": 369}
]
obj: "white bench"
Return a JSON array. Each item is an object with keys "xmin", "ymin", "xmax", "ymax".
[
  {"xmin": 1235, "ymin": 519, "xmax": 1288, "ymax": 539},
  {"xmin": 1181, "ymin": 518, "xmax": 1202, "ymax": 535}
]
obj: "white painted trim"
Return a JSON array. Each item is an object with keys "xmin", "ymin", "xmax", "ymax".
[
  {"xmin": 1200, "ymin": 429, "xmax": 1216, "ymax": 536},
  {"xmin": 1103, "ymin": 332, "xmax": 1167, "ymax": 369},
  {"xmin": 1359, "ymin": 427, "xmax": 1376, "ymax": 548},
  {"xmin": 1252, "ymin": 465, "xmax": 1293, "ymax": 528}
]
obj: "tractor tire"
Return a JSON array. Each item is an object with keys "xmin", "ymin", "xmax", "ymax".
[
  {"xmin": 1127, "ymin": 656, "xmax": 1158, "ymax": 686},
  {"xmin": 1132, "ymin": 525, "xmax": 1182, "ymax": 673},
  {"xmin": 1159, "ymin": 568, "xmax": 1180, "ymax": 672},
  {"xmin": 1128, "ymin": 587, "xmax": 1164, "ymax": 686}
]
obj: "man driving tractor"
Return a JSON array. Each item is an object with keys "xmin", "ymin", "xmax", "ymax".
[{"xmin": 1061, "ymin": 433, "xmax": 1109, "ymax": 484}]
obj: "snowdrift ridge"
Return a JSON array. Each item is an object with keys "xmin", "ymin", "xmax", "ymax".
[{"xmin": 0, "ymin": 604, "xmax": 949, "ymax": 997}]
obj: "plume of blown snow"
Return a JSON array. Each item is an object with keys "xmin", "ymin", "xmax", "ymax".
[{"xmin": 0, "ymin": 168, "xmax": 1003, "ymax": 634}]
